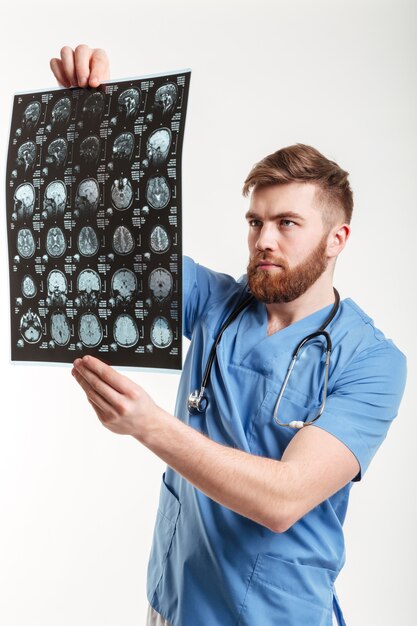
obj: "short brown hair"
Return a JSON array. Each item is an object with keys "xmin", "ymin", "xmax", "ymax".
[{"xmin": 242, "ymin": 143, "xmax": 353, "ymax": 225}]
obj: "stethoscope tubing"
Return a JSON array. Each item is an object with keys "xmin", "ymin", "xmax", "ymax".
[
  {"xmin": 187, "ymin": 291, "xmax": 254, "ymax": 414},
  {"xmin": 187, "ymin": 288, "xmax": 340, "ymax": 424},
  {"xmin": 200, "ymin": 293, "xmax": 255, "ymax": 390}
]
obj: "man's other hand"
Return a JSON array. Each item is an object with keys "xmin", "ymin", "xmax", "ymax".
[{"xmin": 50, "ymin": 45, "xmax": 110, "ymax": 89}]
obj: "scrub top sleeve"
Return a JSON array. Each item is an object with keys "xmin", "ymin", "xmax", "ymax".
[
  {"xmin": 182, "ymin": 256, "xmax": 240, "ymax": 340},
  {"xmin": 311, "ymin": 341, "xmax": 407, "ymax": 482},
  {"xmin": 182, "ymin": 256, "xmax": 197, "ymax": 339}
]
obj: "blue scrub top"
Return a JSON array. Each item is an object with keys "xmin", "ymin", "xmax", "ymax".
[{"xmin": 147, "ymin": 257, "xmax": 407, "ymax": 626}]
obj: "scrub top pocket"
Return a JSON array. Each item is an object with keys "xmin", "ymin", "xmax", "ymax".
[
  {"xmin": 147, "ymin": 473, "xmax": 181, "ymax": 603},
  {"xmin": 238, "ymin": 553, "xmax": 336, "ymax": 626},
  {"xmin": 248, "ymin": 392, "xmax": 318, "ymax": 458}
]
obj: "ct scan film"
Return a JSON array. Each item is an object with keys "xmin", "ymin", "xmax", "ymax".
[{"xmin": 6, "ymin": 71, "xmax": 191, "ymax": 370}]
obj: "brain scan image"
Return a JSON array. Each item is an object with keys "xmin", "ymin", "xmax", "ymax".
[
  {"xmin": 51, "ymin": 97, "xmax": 71, "ymax": 126},
  {"xmin": 150, "ymin": 316, "xmax": 173, "ymax": 349},
  {"xmin": 76, "ymin": 269, "xmax": 101, "ymax": 307},
  {"xmin": 150, "ymin": 225, "xmax": 171, "ymax": 254},
  {"xmin": 20, "ymin": 309, "xmax": 42, "ymax": 344},
  {"xmin": 43, "ymin": 180, "xmax": 67, "ymax": 218},
  {"xmin": 17, "ymin": 141, "xmax": 36, "ymax": 171},
  {"xmin": 155, "ymin": 83, "xmax": 177, "ymax": 116},
  {"xmin": 17, "ymin": 228, "xmax": 36, "ymax": 258},
  {"xmin": 47, "ymin": 269, "xmax": 68, "ymax": 307},
  {"xmin": 118, "ymin": 88, "xmax": 141, "ymax": 118},
  {"xmin": 78, "ymin": 226, "xmax": 100, "ymax": 257},
  {"xmin": 146, "ymin": 176, "xmax": 170, "ymax": 209},
  {"xmin": 75, "ymin": 179, "xmax": 100, "ymax": 217},
  {"xmin": 113, "ymin": 314, "xmax": 139, "ymax": 348},
  {"xmin": 112, "ymin": 225, "xmax": 135, "ymax": 255},
  {"xmin": 111, "ymin": 177, "xmax": 133, "ymax": 210},
  {"xmin": 46, "ymin": 138, "xmax": 68, "ymax": 168},
  {"xmin": 146, "ymin": 128, "xmax": 171, "ymax": 167},
  {"xmin": 8, "ymin": 72, "xmax": 189, "ymax": 366},
  {"xmin": 83, "ymin": 91, "xmax": 105, "ymax": 120},
  {"xmin": 21, "ymin": 275, "xmax": 37, "ymax": 299},
  {"xmin": 78, "ymin": 312, "xmax": 103, "ymax": 347},
  {"xmin": 111, "ymin": 269, "xmax": 137, "ymax": 306},
  {"xmin": 22, "ymin": 101, "xmax": 41, "ymax": 129},
  {"xmin": 112, "ymin": 132, "xmax": 134, "ymax": 160},
  {"xmin": 80, "ymin": 135, "xmax": 101, "ymax": 163},
  {"xmin": 149, "ymin": 268, "xmax": 173, "ymax": 302},
  {"xmin": 46, "ymin": 227, "xmax": 67, "ymax": 258},
  {"xmin": 14, "ymin": 183, "xmax": 35, "ymax": 221},
  {"xmin": 50, "ymin": 311, "xmax": 71, "ymax": 346}
]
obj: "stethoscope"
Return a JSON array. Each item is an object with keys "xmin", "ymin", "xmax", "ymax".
[{"xmin": 187, "ymin": 287, "xmax": 340, "ymax": 429}]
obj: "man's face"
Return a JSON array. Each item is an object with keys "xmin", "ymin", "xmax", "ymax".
[{"xmin": 246, "ymin": 182, "xmax": 331, "ymax": 303}]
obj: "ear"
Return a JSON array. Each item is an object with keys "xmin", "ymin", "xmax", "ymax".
[{"xmin": 327, "ymin": 224, "xmax": 350, "ymax": 259}]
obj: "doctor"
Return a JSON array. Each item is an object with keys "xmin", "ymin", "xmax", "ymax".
[{"xmin": 52, "ymin": 46, "xmax": 407, "ymax": 626}]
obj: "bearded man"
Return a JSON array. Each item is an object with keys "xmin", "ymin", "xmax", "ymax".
[{"xmin": 54, "ymin": 44, "xmax": 407, "ymax": 626}]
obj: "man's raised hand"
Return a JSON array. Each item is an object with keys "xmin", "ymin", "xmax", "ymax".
[{"xmin": 50, "ymin": 44, "xmax": 110, "ymax": 89}]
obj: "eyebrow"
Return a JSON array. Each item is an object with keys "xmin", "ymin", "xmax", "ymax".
[{"xmin": 244, "ymin": 210, "xmax": 306, "ymax": 221}]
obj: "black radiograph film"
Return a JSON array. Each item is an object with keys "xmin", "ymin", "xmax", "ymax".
[{"xmin": 6, "ymin": 71, "xmax": 191, "ymax": 370}]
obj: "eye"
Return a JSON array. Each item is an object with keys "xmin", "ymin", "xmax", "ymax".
[
  {"xmin": 248, "ymin": 219, "xmax": 262, "ymax": 228},
  {"xmin": 280, "ymin": 219, "xmax": 295, "ymax": 228}
]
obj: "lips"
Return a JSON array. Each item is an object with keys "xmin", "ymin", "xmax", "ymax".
[{"xmin": 257, "ymin": 262, "xmax": 281, "ymax": 269}]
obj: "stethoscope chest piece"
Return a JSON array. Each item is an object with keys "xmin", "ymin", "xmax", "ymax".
[{"xmin": 187, "ymin": 388, "xmax": 209, "ymax": 414}]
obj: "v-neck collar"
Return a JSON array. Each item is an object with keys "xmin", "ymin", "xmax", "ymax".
[{"xmin": 231, "ymin": 296, "xmax": 338, "ymax": 371}]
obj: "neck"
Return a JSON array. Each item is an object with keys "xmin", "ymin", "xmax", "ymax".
[{"xmin": 265, "ymin": 273, "xmax": 336, "ymax": 333}]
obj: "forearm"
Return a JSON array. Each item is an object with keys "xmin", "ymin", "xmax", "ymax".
[
  {"xmin": 138, "ymin": 408, "xmax": 295, "ymax": 533},
  {"xmin": 72, "ymin": 353, "xmax": 360, "ymax": 536},
  {"xmin": 71, "ymin": 355, "xmax": 298, "ymax": 531}
]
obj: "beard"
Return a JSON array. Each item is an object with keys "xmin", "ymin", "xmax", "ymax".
[{"xmin": 247, "ymin": 236, "xmax": 329, "ymax": 303}]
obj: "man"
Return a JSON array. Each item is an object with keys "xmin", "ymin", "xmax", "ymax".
[{"xmin": 51, "ymin": 46, "xmax": 407, "ymax": 626}]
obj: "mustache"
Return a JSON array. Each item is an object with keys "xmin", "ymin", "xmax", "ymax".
[{"xmin": 247, "ymin": 254, "xmax": 289, "ymax": 271}]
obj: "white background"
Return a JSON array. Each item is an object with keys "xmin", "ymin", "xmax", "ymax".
[{"xmin": 0, "ymin": 1, "xmax": 416, "ymax": 624}]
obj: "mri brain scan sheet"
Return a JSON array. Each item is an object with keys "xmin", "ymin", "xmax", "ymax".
[{"xmin": 6, "ymin": 69, "xmax": 190, "ymax": 370}]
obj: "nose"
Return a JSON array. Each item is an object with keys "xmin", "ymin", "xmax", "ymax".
[{"xmin": 255, "ymin": 224, "xmax": 278, "ymax": 252}]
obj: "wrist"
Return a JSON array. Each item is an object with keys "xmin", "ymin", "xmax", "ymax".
[{"xmin": 135, "ymin": 405, "xmax": 173, "ymax": 447}]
